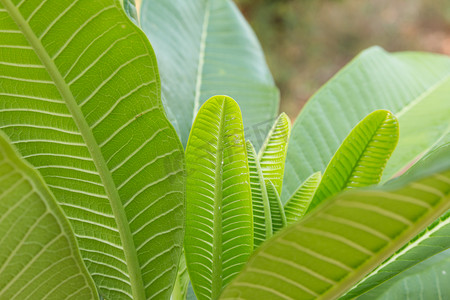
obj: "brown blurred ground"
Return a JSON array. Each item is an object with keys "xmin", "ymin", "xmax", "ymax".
[{"xmin": 236, "ymin": 0, "xmax": 450, "ymax": 117}]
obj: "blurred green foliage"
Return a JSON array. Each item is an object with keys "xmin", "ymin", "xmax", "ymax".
[{"xmin": 236, "ymin": 0, "xmax": 450, "ymax": 117}]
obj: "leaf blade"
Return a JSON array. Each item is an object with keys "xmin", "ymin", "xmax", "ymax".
[
  {"xmin": 185, "ymin": 96, "xmax": 253, "ymax": 299},
  {"xmin": 140, "ymin": 0, "xmax": 279, "ymax": 147},
  {"xmin": 308, "ymin": 109, "xmax": 399, "ymax": 212},
  {"xmin": 0, "ymin": 131, "xmax": 98, "ymax": 300},
  {"xmin": 0, "ymin": 1, "xmax": 185, "ymax": 298},
  {"xmin": 284, "ymin": 171, "xmax": 321, "ymax": 225},
  {"xmin": 221, "ymin": 167, "xmax": 450, "ymax": 300},
  {"xmin": 266, "ymin": 180, "xmax": 286, "ymax": 234}
]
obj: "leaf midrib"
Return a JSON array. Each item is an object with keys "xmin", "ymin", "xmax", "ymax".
[
  {"xmin": 211, "ymin": 98, "xmax": 225, "ymax": 299},
  {"xmin": 1, "ymin": 1, "xmax": 146, "ymax": 299}
]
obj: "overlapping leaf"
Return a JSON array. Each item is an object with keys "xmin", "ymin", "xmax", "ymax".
[
  {"xmin": 258, "ymin": 113, "xmax": 291, "ymax": 194},
  {"xmin": 184, "ymin": 96, "xmax": 252, "ymax": 300},
  {"xmin": 343, "ymin": 144, "xmax": 450, "ymax": 299},
  {"xmin": 308, "ymin": 110, "xmax": 398, "ymax": 212},
  {"xmin": 283, "ymin": 46, "xmax": 450, "ymax": 202},
  {"xmin": 0, "ymin": 132, "xmax": 98, "ymax": 299},
  {"xmin": 140, "ymin": 0, "xmax": 279, "ymax": 147},
  {"xmin": 246, "ymin": 140, "xmax": 272, "ymax": 248},
  {"xmin": 266, "ymin": 180, "xmax": 286, "ymax": 234},
  {"xmin": 0, "ymin": 1, "xmax": 185, "ymax": 299},
  {"xmin": 284, "ymin": 171, "xmax": 321, "ymax": 225},
  {"xmin": 221, "ymin": 163, "xmax": 450, "ymax": 300}
]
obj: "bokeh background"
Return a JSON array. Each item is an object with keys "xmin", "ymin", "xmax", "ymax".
[
  {"xmin": 137, "ymin": 0, "xmax": 450, "ymax": 118},
  {"xmin": 235, "ymin": 0, "xmax": 450, "ymax": 117}
]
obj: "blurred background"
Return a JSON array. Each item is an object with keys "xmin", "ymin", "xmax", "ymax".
[
  {"xmin": 235, "ymin": 0, "xmax": 450, "ymax": 117},
  {"xmin": 137, "ymin": 0, "xmax": 450, "ymax": 118}
]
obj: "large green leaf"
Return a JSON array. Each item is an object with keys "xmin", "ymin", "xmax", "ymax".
[
  {"xmin": 184, "ymin": 96, "xmax": 253, "ymax": 300},
  {"xmin": 140, "ymin": 0, "xmax": 279, "ymax": 147},
  {"xmin": 283, "ymin": 46, "xmax": 450, "ymax": 202},
  {"xmin": 308, "ymin": 110, "xmax": 399, "ymax": 212},
  {"xmin": 0, "ymin": 1, "xmax": 185, "ymax": 299},
  {"xmin": 342, "ymin": 144, "xmax": 450, "ymax": 299},
  {"xmin": 246, "ymin": 140, "xmax": 272, "ymax": 248},
  {"xmin": 220, "ymin": 165, "xmax": 450, "ymax": 299},
  {"xmin": 284, "ymin": 171, "xmax": 321, "ymax": 225},
  {"xmin": 258, "ymin": 113, "xmax": 291, "ymax": 194},
  {"xmin": 355, "ymin": 249, "xmax": 450, "ymax": 300},
  {"xmin": 0, "ymin": 132, "xmax": 98, "ymax": 299}
]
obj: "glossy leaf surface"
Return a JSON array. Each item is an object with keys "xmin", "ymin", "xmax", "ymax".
[
  {"xmin": 0, "ymin": 1, "xmax": 185, "ymax": 299},
  {"xmin": 221, "ymin": 165, "xmax": 450, "ymax": 299},
  {"xmin": 258, "ymin": 113, "xmax": 291, "ymax": 194},
  {"xmin": 246, "ymin": 140, "xmax": 272, "ymax": 248},
  {"xmin": 185, "ymin": 96, "xmax": 252, "ymax": 300},
  {"xmin": 140, "ymin": 0, "xmax": 279, "ymax": 147},
  {"xmin": 283, "ymin": 46, "xmax": 450, "ymax": 202},
  {"xmin": 0, "ymin": 132, "xmax": 98, "ymax": 299},
  {"xmin": 284, "ymin": 172, "xmax": 321, "ymax": 225},
  {"xmin": 308, "ymin": 110, "xmax": 399, "ymax": 212}
]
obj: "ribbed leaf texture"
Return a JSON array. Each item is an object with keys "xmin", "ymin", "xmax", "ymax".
[
  {"xmin": 266, "ymin": 180, "xmax": 286, "ymax": 234},
  {"xmin": 258, "ymin": 113, "xmax": 291, "ymax": 194},
  {"xmin": 221, "ymin": 167, "xmax": 450, "ymax": 300},
  {"xmin": 0, "ymin": 1, "xmax": 185, "ymax": 299},
  {"xmin": 284, "ymin": 171, "xmax": 321, "ymax": 225},
  {"xmin": 0, "ymin": 132, "xmax": 98, "ymax": 299},
  {"xmin": 309, "ymin": 110, "xmax": 399, "ymax": 212},
  {"xmin": 355, "ymin": 249, "xmax": 450, "ymax": 300},
  {"xmin": 185, "ymin": 96, "xmax": 253, "ymax": 300},
  {"xmin": 283, "ymin": 46, "xmax": 450, "ymax": 203},
  {"xmin": 140, "ymin": 0, "xmax": 279, "ymax": 148},
  {"xmin": 342, "ymin": 144, "xmax": 450, "ymax": 299},
  {"xmin": 246, "ymin": 140, "xmax": 272, "ymax": 248},
  {"xmin": 172, "ymin": 249, "xmax": 190, "ymax": 300}
]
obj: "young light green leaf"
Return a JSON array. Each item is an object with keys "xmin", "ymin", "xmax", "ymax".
[
  {"xmin": 258, "ymin": 113, "xmax": 291, "ymax": 194},
  {"xmin": 355, "ymin": 249, "xmax": 450, "ymax": 300},
  {"xmin": 266, "ymin": 180, "xmax": 287, "ymax": 234},
  {"xmin": 140, "ymin": 0, "xmax": 279, "ymax": 148},
  {"xmin": 283, "ymin": 46, "xmax": 450, "ymax": 203},
  {"xmin": 172, "ymin": 249, "xmax": 190, "ymax": 300},
  {"xmin": 185, "ymin": 96, "xmax": 253, "ymax": 300},
  {"xmin": 308, "ymin": 110, "xmax": 399, "ymax": 212},
  {"xmin": 0, "ymin": 132, "xmax": 98, "ymax": 300},
  {"xmin": 221, "ymin": 167, "xmax": 450, "ymax": 300},
  {"xmin": 0, "ymin": 1, "xmax": 185, "ymax": 299},
  {"xmin": 284, "ymin": 171, "xmax": 321, "ymax": 225},
  {"xmin": 246, "ymin": 140, "xmax": 272, "ymax": 248}
]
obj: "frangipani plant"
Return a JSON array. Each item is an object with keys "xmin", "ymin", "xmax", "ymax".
[{"xmin": 0, "ymin": 0, "xmax": 449, "ymax": 300}]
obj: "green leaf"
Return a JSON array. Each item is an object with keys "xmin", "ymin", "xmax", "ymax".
[
  {"xmin": 283, "ymin": 46, "xmax": 450, "ymax": 202},
  {"xmin": 284, "ymin": 171, "xmax": 321, "ymax": 225},
  {"xmin": 355, "ymin": 249, "xmax": 450, "ymax": 300},
  {"xmin": 184, "ymin": 96, "xmax": 253, "ymax": 300},
  {"xmin": 140, "ymin": 0, "xmax": 279, "ymax": 147},
  {"xmin": 0, "ymin": 1, "xmax": 185, "ymax": 299},
  {"xmin": 308, "ymin": 110, "xmax": 399, "ymax": 212},
  {"xmin": 0, "ymin": 132, "xmax": 98, "ymax": 299},
  {"xmin": 266, "ymin": 180, "xmax": 287, "ymax": 234},
  {"xmin": 341, "ymin": 144, "xmax": 450, "ymax": 299},
  {"xmin": 258, "ymin": 113, "xmax": 291, "ymax": 194},
  {"xmin": 246, "ymin": 140, "xmax": 272, "ymax": 248},
  {"xmin": 220, "ymin": 166, "xmax": 450, "ymax": 299},
  {"xmin": 172, "ymin": 249, "xmax": 190, "ymax": 300},
  {"xmin": 122, "ymin": 0, "xmax": 139, "ymax": 25}
]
